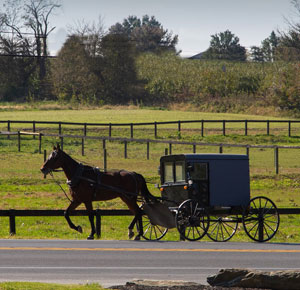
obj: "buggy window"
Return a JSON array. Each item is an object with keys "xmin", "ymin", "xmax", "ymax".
[
  {"xmin": 191, "ymin": 163, "xmax": 208, "ymax": 181},
  {"xmin": 164, "ymin": 162, "xmax": 174, "ymax": 183},
  {"xmin": 175, "ymin": 161, "xmax": 185, "ymax": 182}
]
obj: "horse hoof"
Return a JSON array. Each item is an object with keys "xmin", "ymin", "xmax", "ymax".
[
  {"xmin": 87, "ymin": 235, "xmax": 94, "ymax": 240},
  {"xmin": 77, "ymin": 225, "xmax": 83, "ymax": 233},
  {"xmin": 134, "ymin": 235, "xmax": 141, "ymax": 241}
]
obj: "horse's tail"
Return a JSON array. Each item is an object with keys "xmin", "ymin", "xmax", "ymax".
[{"xmin": 137, "ymin": 173, "xmax": 157, "ymax": 202}]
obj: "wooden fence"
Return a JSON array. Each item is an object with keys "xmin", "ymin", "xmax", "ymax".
[
  {"xmin": 1, "ymin": 119, "xmax": 300, "ymax": 138},
  {"xmin": 0, "ymin": 209, "xmax": 132, "ymax": 237},
  {"xmin": 1, "ymin": 130, "xmax": 300, "ymax": 174},
  {"xmin": 2, "ymin": 208, "xmax": 300, "ymax": 238}
]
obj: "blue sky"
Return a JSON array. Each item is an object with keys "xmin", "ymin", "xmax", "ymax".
[{"xmin": 0, "ymin": 0, "xmax": 297, "ymax": 57}]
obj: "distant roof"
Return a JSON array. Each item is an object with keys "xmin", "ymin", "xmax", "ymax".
[
  {"xmin": 161, "ymin": 154, "xmax": 249, "ymax": 161},
  {"xmin": 188, "ymin": 52, "xmax": 204, "ymax": 59}
]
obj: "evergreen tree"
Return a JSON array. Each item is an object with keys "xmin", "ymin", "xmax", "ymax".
[
  {"xmin": 202, "ymin": 30, "xmax": 247, "ymax": 61},
  {"xmin": 109, "ymin": 15, "xmax": 178, "ymax": 54}
]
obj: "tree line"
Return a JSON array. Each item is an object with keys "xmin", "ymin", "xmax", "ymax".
[{"xmin": 0, "ymin": 0, "xmax": 300, "ymax": 113}]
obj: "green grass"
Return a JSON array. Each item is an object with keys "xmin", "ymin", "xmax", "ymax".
[
  {"xmin": 0, "ymin": 282, "xmax": 105, "ymax": 290},
  {"xmin": 1, "ymin": 106, "xmax": 300, "ymax": 242}
]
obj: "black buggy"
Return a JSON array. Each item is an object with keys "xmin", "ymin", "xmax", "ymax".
[{"xmin": 140, "ymin": 153, "xmax": 280, "ymax": 242}]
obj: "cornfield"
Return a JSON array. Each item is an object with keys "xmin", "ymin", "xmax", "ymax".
[{"xmin": 137, "ymin": 53, "xmax": 300, "ymax": 114}]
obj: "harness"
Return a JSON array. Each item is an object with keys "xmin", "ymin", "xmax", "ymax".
[
  {"xmin": 66, "ymin": 163, "xmax": 85, "ymax": 188},
  {"xmin": 65, "ymin": 164, "xmax": 141, "ymax": 201}
]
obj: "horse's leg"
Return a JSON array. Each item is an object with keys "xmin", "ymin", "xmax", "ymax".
[
  {"xmin": 135, "ymin": 208, "xmax": 144, "ymax": 241},
  {"xmin": 121, "ymin": 197, "xmax": 143, "ymax": 240},
  {"xmin": 128, "ymin": 216, "xmax": 137, "ymax": 239},
  {"xmin": 84, "ymin": 202, "xmax": 96, "ymax": 240},
  {"xmin": 64, "ymin": 201, "xmax": 83, "ymax": 233}
]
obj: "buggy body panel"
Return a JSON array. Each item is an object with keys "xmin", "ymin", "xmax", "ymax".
[{"xmin": 160, "ymin": 153, "xmax": 250, "ymax": 207}]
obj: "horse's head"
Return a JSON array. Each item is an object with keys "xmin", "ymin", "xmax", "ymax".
[{"xmin": 40, "ymin": 144, "xmax": 64, "ymax": 176}]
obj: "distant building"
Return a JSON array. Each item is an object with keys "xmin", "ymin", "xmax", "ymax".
[{"xmin": 188, "ymin": 52, "xmax": 205, "ymax": 59}]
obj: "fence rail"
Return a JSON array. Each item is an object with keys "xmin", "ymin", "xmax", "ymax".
[
  {"xmin": 2, "ymin": 208, "xmax": 300, "ymax": 238},
  {"xmin": 0, "ymin": 209, "xmax": 132, "ymax": 237},
  {"xmin": 1, "ymin": 130, "xmax": 300, "ymax": 174},
  {"xmin": 1, "ymin": 119, "xmax": 300, "ymax": 138}
]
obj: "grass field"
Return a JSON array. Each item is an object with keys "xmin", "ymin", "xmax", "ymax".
[{"xmin": 1, "ymin": 106, "xmax": 300, "ymax": 243}]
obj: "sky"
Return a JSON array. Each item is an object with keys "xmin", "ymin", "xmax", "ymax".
[{"xmin": 0, "ymin": 0, "xmax": 297, "ymax": 57}]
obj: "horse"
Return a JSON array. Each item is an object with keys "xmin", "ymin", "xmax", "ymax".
[{"xmin": 40, "ymin": 144, "xmax": 157, "ymax": 240}]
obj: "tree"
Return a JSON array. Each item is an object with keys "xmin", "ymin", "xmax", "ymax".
[
  {"xmin": 109, "ymin": 15, "xmax": 178, "ymax": 54},
  {"xmin": 250, "ymin": 31, "xmax": 279, "ymax": 62},
  {"xmin": 261, "ymin": 31, "xmax": 279, "ymax": 61},
  {"xmin": 52, "ymin": 30, "xmax": 138, "ymax": 104},
  {"xmin": 202, "ymin": 30, "xmax": 247, "ymax": 61},
  {"xmin": 52, "ymin": 35, "xmax": 100, "ymax": 103},
  {"xmin": 0, "ymin": 0, "xmax": 61, "ymax": 100},
  {"xmin": 100, "ymin": 33, "xmax": 138, "ymax": 103},
  {"xmin": 276, "ymin": 0, "xmax": 300, "ymax": 61},
  {"xmin": 250, "ymin": 46, "xmax": 264, "ymax": 62},
  {"xmin": 0, "ymin": 0, "xmax": 36, "ymax": 100},
  {"xmin": 67, "ymin": 16, "xmax": 105, "ymax": 57}
]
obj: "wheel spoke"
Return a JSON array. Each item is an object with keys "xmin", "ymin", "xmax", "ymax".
[{"xmin": 243, "ymin": 197, "xmax": 279, "ymax": 242}]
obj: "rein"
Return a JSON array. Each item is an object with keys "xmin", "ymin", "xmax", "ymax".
[{"xmin": 49, "ymin": 171, "xmax": 72, "ymax": 202}]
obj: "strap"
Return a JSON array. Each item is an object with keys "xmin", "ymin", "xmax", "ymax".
[{"xmin": 66, "ymin": 163, "xmax": 84, "ymax": 188}]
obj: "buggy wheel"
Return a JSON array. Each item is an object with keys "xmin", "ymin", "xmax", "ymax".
[
  {"xmin": 206, "ymin": 214, "xmax": 239, "ymax": 242},
  {"xmin": 175, "ymin": 199, "xmax": 209, "ymax": 241},
  {"xmin": 136, "ymin": 214, "xmax": 168, "ymax": 241},
  {"xmin": 242, "ymin": 196, "xmax": 280, "ymax": 242}
]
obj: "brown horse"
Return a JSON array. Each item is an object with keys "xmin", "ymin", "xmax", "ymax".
[{"xmin": 40, "ymin": 144, "xmax": 156, "ymax": 240}]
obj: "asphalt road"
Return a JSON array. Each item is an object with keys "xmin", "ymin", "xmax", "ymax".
[{"xmin": 1, "ymin": 239, "xmax": 300, "ymax": 287}]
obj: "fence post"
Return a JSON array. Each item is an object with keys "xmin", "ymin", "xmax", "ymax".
[
  {"xmin": 7, "ymin": 120, "xmax": 10, "ymax": 139},
  {"xmin": 96, "ymin": 209, "xmax": 101, "ymax": 238},
  {"xmin": 60, "ymin": 137, "xmax": 64, "ymax": 151},
  {"xmin": 130, "ymin": 123, "xmax": 134, "ymax": 139},
  {"xmin": 223, "ymin": 120, "xmax": 226, "ymax": 136},
  {"xmin": 103, "ymin": 149, "xmax": 107, "ymax": 172},
  {"xmin": 246, "ymin": 146, "xmax": 250, "ymax": 157},
  {"xmin": 43, "ymin": 149, "xmax": 47, "ymax": 179},
  {"xmin": 83, "ymin": 123, "xmax": 87, "ymax": 137},
  {"xmin": 33, "ymin": 121, "xmax": 36, "ymax": 139},
  {"xmin": 245, "ymin": 120, "xmax": 248, "ymax": 136},
  {"xmin": 288, "ymin": 121, "xmax": 291, "ymax": 137},
  {"xmin": 193, "ymin": 144, "xmax": 196, "ymax": 154},
  {"xmin": 81, "ymin": 138, "xmax": 84, "ymax": 156},
  {"xmin": 124, "ymin": 141, "xmax": 128, "ymax": 158},
  {"xmin": 146, "ymin": 142, "xmax": 150, "ymax": 160},
  {"xmin": 169, "ymin": 143, "xmax": 172, "ymax": 155},
  {"xmin": 154, "ymin": 122, "xmax": 157, "ymax": 138},
  {"xmin": 267, "ymin": 120, "xmax": 270, "ymax": 135},
  {"xmin": 9, "ymin": 209, "xmax": 16, "ymax": 235},
  {"xmin": 59, "ymin": 122, "xmax": 62, "ymax": 135},
  {"xmin": 102, "ymin": 139, "xmax": 106, "ymax": 150},
  {"xmin": 201, "ymin": 120, "xmax": 204, "ymax": 137},
  {"xmin": 39, "ymin": 133, "xmax": 42, "ymax": 154},
  {"xmin": 258, "ymin": 208, "xmax": 264, "ymax": 242},
  {"xmin": 219, "ymin": 145, "xmax": 223, "ymax": 153},
  {"xmin": 18, "ymin": 131, "xmax": 21, "ymax": 152},
  {"xmin": 109, "ymin": 123, "xmax": 112, "ymax": 137},
  {"xmin": 274, "ymin": 146, "xmax": 279, "ymax": 174},
  {"xmin": 178, "ymin": 120, "xmax": 181, "ymax": 133}
]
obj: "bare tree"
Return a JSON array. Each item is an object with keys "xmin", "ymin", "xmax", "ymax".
[
  {"xmin": 23, "ymin": 0, "xmax": 61, "ymax": 79},
  {"xmin": 277, "ymin": 0, "xmax": 300, "ymax": 60},
  {"xmin": 1, "ymin": 0, "xmax": 61, "ymax": 79},
  {"xmin": 67, "ymin": 16, "xmax": 106, "ymax": 57}
]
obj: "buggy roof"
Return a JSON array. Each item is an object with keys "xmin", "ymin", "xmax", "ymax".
[{"xmin": 160, "ymin": 153, "xmax": 248, "ymax": 162}]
